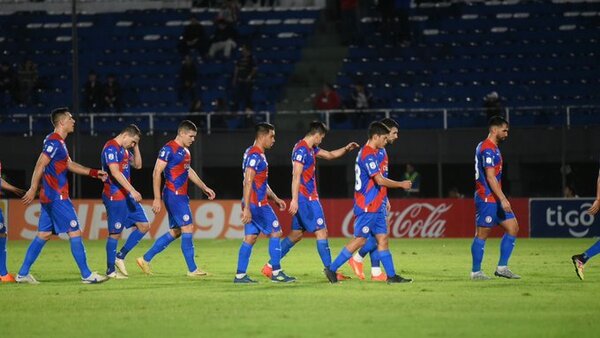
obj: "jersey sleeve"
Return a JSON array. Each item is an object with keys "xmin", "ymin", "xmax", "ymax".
[
  {"xmin": 103, "ymin": 146, "xmax": 120, "ymax": 165},
  {"xmin": 364, "ymin": 154, "xmax": 381, "ymax": 177},
  {"xmin": 158, "ymin": 146, "xmax": 171, "ymax": 162},
  {"xmin": 314, "ymin": 146, "xmax": 320, "ymax": 155},
  {"xmin": 42, "ymin": 139, "xmax": 60, "ymax": 159},
  {"xmin": 292, "ymin": 146, "xmax": 307, "ymax": 165},
  {"xmin": 480, "ymin": 149, "xmax": 497, "ymax": 168},
  {"xmin": 245, "ymin": 153, "xmax": 262, "ymax": 172}
]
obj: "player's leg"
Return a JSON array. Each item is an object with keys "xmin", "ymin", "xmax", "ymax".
[
  {"xmin": 572, "ymin": 240, "xmax": 600, "ymax": 280},
  {"xmin": 471, "ymin": 226, "xmax": 491, "ymax": 280},
  {"xmin": 262, "ymin": 229, "xmax": 302, "ymax": 278},
  {"xmin": 116, "ymin": 199, "xmax": 150, "ymax": 274},
  {"xmin": 326, "ymin": 236, "xmax": 367, "ymax": 283},
  {"xmin": 495, "ymin": 215, "xmax": 520, "ymax": 279},
  {"xmin": 16, "ymin": 204, "xmax": 54, "ymax": 284},
  {"xmin": 349, "ymin": 235, "xmax": 377, "ymax": 280},
  {"xmin": 67, "ymin": 229, "xmax": 107, "ymax": 283},
  {"xmin": 373, "ymin": 211, "xmax": 411, "ymax": 284},
  {"xmin": 180, "ymin": 224, "xmax": 207, "ymax": 277},
  {"xmin": 104, "ymin": 199, "xmax": 127, "ymax": 277},
  {"xmin": 235, "ymin": 234, "xmax": 258, "ymax": 283},
  {"xmin": 0, "ymin": 210, "xmax": 13, "ymax": 281}
]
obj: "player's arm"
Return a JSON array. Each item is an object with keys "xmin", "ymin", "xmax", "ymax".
[
  {"xmin": 22, "ymin": 153, "xmax": 51, "ymax": 204},
  {"xmin": 151, "ymin": 159, "xmax": 167, "ymax": 214},
  {"xmin": 316, "ymin": 142, "xmax": 360, "ymax": 160},
  {"xmin": 131, "ymin": 144, "xmax": 142, "ymax": 169},
  {"xmin": 267, "ymin": 184, "xmax": 286, "ymax": 211},
  {"xmin": 484, "ymin": 167, "xmax": 512, "ymax": 213},
  {"xmin": 108, "ymin": 163, "xmax": 142, "ymax": 202},
  {"xmin": 588, "ymin": 170, "xmax": 600, "ymax": 215},
  {"xmin": 67, "ymin": 159, "xmax": 108, "ymax": 181},
  {"xmin": 288, "ymin": 161, "xmax": 303, "ymax": 215},
  {"xmin": 373, "ymin": 174, "xmax": 412, "ymax": 190},
  {"xmin": 241, "ymin": 167, "xmax": 255, "ymax": 224},
  {"xmin": 188, "ymin": 168, "xmax": 216, "ymax": 200},
  {"xmin": 1, "ymin": 178, "xmax": 25, "ymax": 197}
]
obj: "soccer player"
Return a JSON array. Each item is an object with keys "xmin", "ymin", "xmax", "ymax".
[
  {"xmin": 571, "ymin": 159, "xmax": 600, "ymax": 280},
  {"xmin": 136, "ymin": 120, "xmax": 215, "ymax": 277},
  {"xmin": 348, "ymin": 117, "xmax": 399, "ymax": 281},
  {"xmin": 17, "ymin": 107, "xmax": 108, "ymax": 284},
  {"xmin": 324, "ymin": 122, "xmax": 413, "ymax": 284},
  {"xmin": 0, "ymin": 161, "xmax": 26, "ymax": 283},
  {"xmin": 234, "ymin": 122, "xmax": 295, "ymax": 283},
  {"xmin": 259, "ymin": 121, "xmax": 359, "ymax": 280},
  {"xmin": 471, "ymin": 115, "xmax": 520, "ymax": 280},
  {"xmin": 101, "ymin": 124, "xmax": 149, "ymax": 279}
]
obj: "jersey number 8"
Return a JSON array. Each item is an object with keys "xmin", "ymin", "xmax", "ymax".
[{"xmin": 355, "ymin": 164, "xmax": 362, "ymax": 191}]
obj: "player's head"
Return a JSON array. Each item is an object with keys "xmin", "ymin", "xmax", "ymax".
[
  {"xmin": 305, "ymin": 120, "xmax": 329, "ymax": 146},
  {"xmin": 120, "ymin": 124, "xmax": 142, "ymax": 149},
  {"xmin": 488, "ymin": 115, "xmax": 509, "ymax": 143},
  {"xmin": 368, "ymin": 121, "xmax": 390, "ymax": 149},
  {"xmin": 50, "ymin": 107, "xmax": 75, "ymax": 133},
  {"xmin": 177, "ymin": 120, "xmax": 198, "ymax": 147},
  {"xmin": 379, "ymin": 118, "xmax": 399, "ymax": 145},
  {"xmin": 255, "ymin": 122, "xmax": 275, "ymax": 149}
]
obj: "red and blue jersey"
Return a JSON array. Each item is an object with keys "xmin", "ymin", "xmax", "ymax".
[
  {"xmin": 243, "ymin": 145, "xmax": 269, "ymax": 206},
  {"xmin": 475, "ymin": 138, "xmax": 503, "ymax": 202},
  {"xmin": 291, "ymin": 139, "xmax": 320, "ymax": 200},
  {"xmin": 377, "ymin": 148, "xmax": 389, "ymax": 206},
  {"xmin": 40, "ymin": 133, "xmax": 70, "ymax": 204},
  {"xmin": 158, "ymin": 140, "xmax": 191, "ymax": 196},
  {"xmin": 354, "ymin": 144, "xmax": 386, "ymax": 215},
  {"xmin": 101, "ymin": 139, "xmax": 133, "ymax": 200}
]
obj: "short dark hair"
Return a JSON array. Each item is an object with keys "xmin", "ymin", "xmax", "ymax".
[
  {"xmin": 379, "ymin": 118, "xmax": 399, "ymax": 130},
  {"xmin": 368, "ymin": 121, "xmax": 390, "ymax": 138},
  {"xmin": 178, "ymin": 120, "xmax": 198, "ymax": 133},
  {"xmin": 121, "ymin": 124, "xmax": 141, "ymax": 138},
  {"xmin": 50, "ymin": 107, "xmax": 70, "ymax": 127},
  {"xmin": 488, "ymin": 115, "xmax": 508, "ymax": 128},
  {"xmin": 255, "ymin": 122, "xmax": 275, "ymax": 136},
  {"xmin": 306, "ymin": 120, "xmax": 329, "ymax": 136}
]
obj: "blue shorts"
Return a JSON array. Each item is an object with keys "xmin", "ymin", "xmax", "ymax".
[
  {"xmin": 354, "ymin": 212, "xmax": 387, "ymax": 238},
  {"xmin": 103, "ymin": 196, "xmax": 149, "ymax": 234},
  {"xmin": 164, "ymin": 192, "xmax": 193, "ymax": 229},
  {"xmin": 291, "ymin": 198, "xmax": 326, "ymax": 233},
  {"xmin": 0, "ymin": 208, "xmax": 5, "ymax": 234},
  {"xmin": 475, "ymin": 199, "xmax": 516, "ymax": 227},
  {"xmin": 245, "ymin": 204, "xmax": 281, "ymax": 236},
  {"xmin": 38, "ymin": 199, "xmax": 80, "ymax": 234}
]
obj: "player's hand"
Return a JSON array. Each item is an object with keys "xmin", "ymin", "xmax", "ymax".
[
  {"xmin": 97, "ymin": 170, "xmax": 108, "ymax": 182},
  {"xmin": 204, "ymin": 187, "xmax": 216, "ymax": 200},
  {"xmin": 588, "ymin": 199, "xmax": 600, "ymax": 215},
  {"xmin": 241, "ymin": 207, "xmax": 252, "ymax": 224},
  {"xmin": 386, "ymin": 200, "xmax": 391, "ymax": 213},
  {"xmin": 345, "ymin": 142, "xmax": 360, "ymax": 152},
  {"xmin": 501, "ymin": 198, "xmax": 513, "ymax": 213},
  {"xmin": 275, "ymin": 198, "xmax": 286, "ymax": 211},
  {"xmin": 288, "ymin": 199, "xmax": 298, "ymax": 215},
  {"xmin": 152, "ymin": 198, "xmax": 162, "ymax": 214},
  {"xmin": 22, "ymin": 188, "xmax": 37, "ymax": 205},
  {"xmin": 399, "ymin": 180, "xmax": 412, "ymax": 190},
  {"xmin": 12, "ymin": 187, "xmax": 26, "ymax": 197},
  {"xmin": 130, "ymin": 190, "xmax": 142, "ymax": 202}
]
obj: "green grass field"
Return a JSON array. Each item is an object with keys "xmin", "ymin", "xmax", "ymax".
[{"xmin": 1, "ymin": 238, "xmax": 600, "ymax": 337}]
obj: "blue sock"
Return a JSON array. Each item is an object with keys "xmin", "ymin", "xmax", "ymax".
[
  {"xmin": 181, "ymin": 233, "xmax": 197, "ymax": 272},
  {"xmin": 370, "ymin": 249, "xmax": 381, "ymax": 268},
  {"xmin": 269, "ymin": 237, "xmax": 282, "ymax": 270},
  {"xmin": 143, "ymin": 232, "xmax": 176, "ymax": 262},
  {"xmin": 358, "ymin": 236, "xmax": 377, "ymax": 258},
  {"xmin": 584, "ymin": 240, "xmax": 600, "ymax": 261},
  {"xmin": 378, "ymin": 250, "xmax": 396, "ymax": 277},
  {"xmin": 316, "ymin": 239, "xmax": 332, "ymax": 268},
  {"xmin": 236, "ymin": 242, "xmax": 253, "ymax": 274},
  {"xmin": 18, "ymin": 237, "xmax": 47, "ymax": 276},
  {"xmin": 330, "ymin": 247, "xmax": 353, "ymax": 272},
  {"xmin": 106, "ymin": 237, "xmax": 118, "ymax": 274},
  {"xmin": 0, "ymin": 237, "xmax": 7, "ymax": 276},
  {"xmin": 70, "ymin": 236, "xmax": 92, "ymax": 278},
  {"xmin": 116, "ymin": 229, "xmax": 146, "ymax": 259},
  {"xmin": 498, "ymin": 234, "xmax": 516, "ymax": 266},
  {"xmin": 471, "ymin": 237, "xmax": 486, "ymax": 272},
  {"xmin": 270, "ymin": 237, "xmax": 294, "ymax": 265}
]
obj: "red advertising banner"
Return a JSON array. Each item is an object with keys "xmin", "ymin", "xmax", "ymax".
[{"xmin": 4, "ymin": 198, "xmax": 529, "ymax": 240}]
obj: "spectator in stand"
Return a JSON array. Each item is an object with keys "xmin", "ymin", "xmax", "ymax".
[
  {"xmin": 179, "ymin": 55, "xmax": 198, "ymax": 105},
  {"xmin": 314, "ymin": 83, "xmax": 341, "ymax": 110},
  {"xmin": 218, "ymin": 0, "xmax": 241, "ymax": 25},
  {"xmin": 178, "ymin": 17, "xmax": 208, "ymax": 57},
  {"xmin": 103, "ymin": 74, "xmax": 122, "ymax": 112},
  {"xmin": 350, "ymin": 82, "xmax": 373, "ymax": 109},
  {"xmin": 0, "ymin": 62, "xmax": 18, "ymax": 106},
  {"xmin": 403, "ymin": 163, "xmax": 421, "ymax": 197},
  {"xmin": 83, "ymin": 71, "xmax": 103, "ymax": 112},
  {"xmin": 16, "ymin": 59, "xmax": 38, "ymax": 104},
  {"xmin": 232, "ymin": 45, "xmax": 257, "ymax": 112},
  {"xmin": 448, "ymin": 187, "xmax": 465, "ymax": 198},
  {"xmin": 209, "ymin": 18, "xmax": 238, "ymax": 59},
  {"xmin": 564, "ymin": 185, "xmax": 579, "ymax": 198},
  {"xmin": 483, "ymin": 91, "xmax": 503, "ymax": 121},
  {"xmin": 340, "ymin": 0, "xmax": 359, "ymax": 45}
]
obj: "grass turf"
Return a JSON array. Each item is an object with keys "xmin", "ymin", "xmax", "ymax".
[{"xmin": 1, "ymin": 238, "xmax": 600, "ymax": 337}]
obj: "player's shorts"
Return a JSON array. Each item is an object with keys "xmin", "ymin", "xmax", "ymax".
[
  {"xmin": 245, "ymin": 204, "xmax": 281, "ymax": 236},
  {"xmin": 103, "ymin": 195, "xmax": 149, "ymax": 234},
  {"xmin": 354, "ymin": 211, "xmax": 387, "ymax": 238},
  {"xmin": 291, "ymin": 198, "xmax": 326, "ymax": 233},
  {"xmin": 475, "ymin": 198, "xmax": 516, "ymax": 227},
  {"xmin": 0, "ymin": 208, "xmax": 5, "ymax": 234},
  {"xmin": 38, "ymin": 199, "xmax": 80, "ymax": 234},
  {"xmin": 163, "ymin": 192, "xmax": 193, "ymax": 229}
]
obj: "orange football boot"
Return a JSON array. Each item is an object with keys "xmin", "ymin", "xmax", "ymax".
[{"xmin": 348, "ymin": 257, "xmax": 365, "ymax": 280}]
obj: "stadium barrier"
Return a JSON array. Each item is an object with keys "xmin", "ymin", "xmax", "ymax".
[
  {"xmin": 529, "ymin": 198, "xmax": 600, "ymax": 238},
  {"xmin": 2, "ymin": 198, "xmax": 530, "ymax": 240}
]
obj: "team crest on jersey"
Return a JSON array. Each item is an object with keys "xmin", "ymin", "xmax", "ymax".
[
  {"xmin": 183, "ymin": 214, "xmax": 190, "ymax": 222},
  {"xmin": 369, "ymin": 162, "xmax": 376, "ymax": 170},
  {"xmin": 70, "ymin": 220, "xmax": 78, "ymax": 228},
  {"xmin": 362, "ymin": 226, "xmax": 369, "ymax": 234},
  {"xmin": 317, "ymin": 218, "xmax": 324, "ymax": 226},
  {"xmin": 249, "ymin": 159, "xmax": 256, "ymax": 167},
  {"xmin": 108, "ymin": 153, "xmax": 115, "ymax": 160},
  {"xmin": 485, "ymin": 216, "xmax": 493, "ymax": 224},
  {"xmin": 114, "ymin": 222, "xmax": 122, "ymax": 230},
  {"xmin": 272, "ymin": 220, "xmax": 279, "ymax": 228},
  {"xmin": 295, "ymin": 154, "xmax": 303, "ymax": 162},
  {"xmin": 46, "ymin": 145, "xmax": 54, "ymax": 153},
  {"xmin": 485, "ymin": 157, "xmax": 492, "ymax": 164}
]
